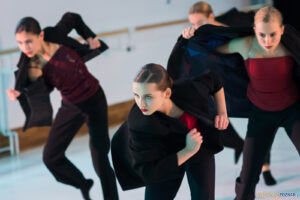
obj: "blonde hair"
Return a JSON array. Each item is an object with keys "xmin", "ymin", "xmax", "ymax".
[
  {"xmin": 189, "ymin": 1, "xmax": 213, "ymax": 17},
  {"xmin": 254, "ymin": 6, "xmax": 283, "ymax": 26}
]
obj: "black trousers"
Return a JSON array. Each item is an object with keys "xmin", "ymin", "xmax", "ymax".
[
  {"xmin": 145, "ymin": 153, "xmax": 215, "ymax": 200},
  {"xmin": 43, "ymin": 87, "xmax": 118, "ymax": 200},
  {"xmin": 222, "ymin": 122, "xmax": 244, "ymax": 151},
  {"xmin": 235, "ymin": 102, "xmax": 300, "ymax": 200},
  {"xmin": 222, "ymin": 122, "xmax": 272, "ymax": 165}
]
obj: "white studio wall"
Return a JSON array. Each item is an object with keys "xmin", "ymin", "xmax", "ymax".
[{"xmin": 0, "ymin": 0, "xmax": 252, "ymax": 129}]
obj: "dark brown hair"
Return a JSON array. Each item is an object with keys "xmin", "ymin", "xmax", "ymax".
[
  {"xmin": 134, "ymin": 63, "xmax": 173, "ymax": 91},
  {"xmin": 15, "ymin": 17, "xmax": 41, "ymax": 35}
]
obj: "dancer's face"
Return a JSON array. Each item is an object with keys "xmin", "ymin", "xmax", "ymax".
[
  {"xmin": 254, "ymin": 21, "xmax": 284, "ymax": 52},
  {"xmin": 132, "ymin": 82, "xmax": 170, "ymax": 115},
  {"xmin": 189, "ymin": 13, "xmax": 213, "ymax": 29},
  {"xmin": 15, "ymin": 31, "xmax": 44, "ymax": 58}
]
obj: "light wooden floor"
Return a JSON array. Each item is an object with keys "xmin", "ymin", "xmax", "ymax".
[{"xmin": 0, "ymin": 119, "xmax": 300, "ymax": 200}]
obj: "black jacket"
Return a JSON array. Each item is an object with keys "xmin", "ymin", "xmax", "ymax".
[
  {"xmin": 112, "ymin": 72, "xmax": 225, "ymax": 190},
  {"xmin": 167, "ymin": 24, "xmax": 300, "ymax": 118},
  {"xmin": 215, "ymin": 7, "xmax": 254, "ymax": 27},
  {"xmin": 14, "ymin": 12, "xmax": 108, "ymax": 131},
  {"xmin": 166, "ymin": 7, "xmax": 255, "ymax": 82}
]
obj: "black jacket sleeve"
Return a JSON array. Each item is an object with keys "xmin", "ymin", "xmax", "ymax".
[
  {"xmin": 43, "ymin": 12, "xmax": 96, "ymax": 49},
  {"xmin": 127, "ymin": 107, "xmax": 184, "ymax": 184},
  {"xmin": 43, "ymin": 12, "xmax": 108, "ymax": 62},
  {"xmin": 192, "ymin": 72, "xmax": 223, "ymax": 95},
  {"xmin": 215, "ymin": 7, "xmax": 255, "ymax": 27},
  {"xmin": 54, "ymin": 12, "xmax": 96, "ymax": 40},
  {"xmin": 167, "ymin": 36, "xmax": 188, "ymax": 80},
  {"xmin": 128, "ymin": 130, "xmax": 182, "ymax": 184}
]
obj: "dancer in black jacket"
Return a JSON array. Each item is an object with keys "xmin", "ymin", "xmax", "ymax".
[
  {"xmin": 7, "ymin": 12, "xmax": 118, "ymax": 200},
  {"xmin": 112, "ymin": 63, "xmax": 229, "ymax": 200}
]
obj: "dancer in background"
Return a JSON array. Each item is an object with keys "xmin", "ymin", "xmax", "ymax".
[
  {"xmin": 112, "ymin": 63, "xmax": 228, "ymax": 200},
  {"xmin": 185, "ymin": 1, "xmax": 255, "ymax": 30},
  {"xmin": 7, "ymin": 12, "xmax": 118, "ymax": 200}
]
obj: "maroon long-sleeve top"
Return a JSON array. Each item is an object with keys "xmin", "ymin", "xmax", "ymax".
[{"xmin": 43, "ymin": 45, "xmax": 99, "ymax": 103}]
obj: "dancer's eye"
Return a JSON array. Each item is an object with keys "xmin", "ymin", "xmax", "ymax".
[
  {"xmin": 260, "ymin": 33, "xmax": 266, "ymax": 38},
  {"xmin": 145, "ymin": 95, "xmax": 152, "ymax": 100}
]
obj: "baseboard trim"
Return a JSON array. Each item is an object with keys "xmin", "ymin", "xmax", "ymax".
[
  {"xmin": 12, "ymin": 99, "xmax": 135, "ymax": 152},
  {"xmin": 0, "ymin": 134, "xmax": 10, "ymax": 157}
]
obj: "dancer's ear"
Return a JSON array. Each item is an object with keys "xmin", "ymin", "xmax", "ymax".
[
  {"xmin": 39, "ymin": 31, "xmax": 44, "ymax": 41},
  {"xmin": 164, "ymin": 88, "xmax": 172, "ymax": 99}
]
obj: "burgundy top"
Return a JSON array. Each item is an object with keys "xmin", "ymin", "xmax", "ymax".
[
  {"xmin": 244, "ymin": 56, "xmax": 298, "ymax": 111},
  {"xmin": 43, "ymin": 46, "xmax": 99, "ymax": 103},
  {"xmin": 179, "ymin": 112, "xmax": 200, "ymax": 130}
]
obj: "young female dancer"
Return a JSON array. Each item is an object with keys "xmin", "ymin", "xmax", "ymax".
[
  {"xmin": 112, "ymin": 63, "xmax": 228, "ymax": 200},
  {"xmin": 178, "ymin": 1, "xmax": 245, "ymax": 164},
  {"xmin": 6, "ymin": 13, "xmax": 118, "ymax": 200},
  {"xmin": 168, "ymin": 1, "xmax": 278, "ymax": 186},
  {"xmin": 216, "ymin": 6, "xmax": 300, "ymax": 199}
]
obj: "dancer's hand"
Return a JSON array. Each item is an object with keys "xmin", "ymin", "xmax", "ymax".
[
  {"xmin": 214, "ymin": 114, "xmax": 229, "ymax": 130},
  {"xmin": 177, "ymin": 128, "xmax": 203, "ymax": 166},
  {"xmin": 6, "ymin": 89, "xmax": 21, "ymax": 101},
  {"xmin": 184, "ymin": 128, "xmax": 203, "ymax": 154},
  {"xmin": 182, "ymin": 27, "xmax": 195, "ymax": 39},
  {"xmin": 86, "ymin": 37, "xmax": 101, "ymax": 49}
]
